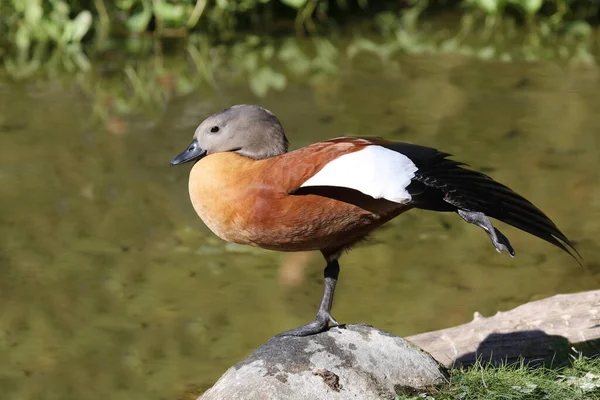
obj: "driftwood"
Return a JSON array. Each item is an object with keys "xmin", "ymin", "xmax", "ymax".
[{"xmin": 407, "ymin": 290, "xmax": 600, "ymax": 367}]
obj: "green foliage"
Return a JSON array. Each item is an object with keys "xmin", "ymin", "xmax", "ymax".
[
  {"xmin": 115, "ymin": 0, "xmax": 194, "ymax": 32},
  {"xmin": 1, "ymin": 0, "xmax": 600, "ymax": 78},
  {"xmin": 461, "ymin": 0, "xmax": 600, "ymax": 22},
  {"xmin": 281, "ymin": 0, "xmax": 308, "ymax": 9},
  {"xmin": 2, "ymin": 0, "xmax": 92, "ymax": 77},
  {"xmin": 0, "ymin": 0, "xmax": 356, "ymax": 77}
]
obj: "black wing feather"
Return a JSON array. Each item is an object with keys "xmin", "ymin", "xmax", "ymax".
[{"xmin": 384, "ymin": 142, "xmax": 581, "ymax": 263}]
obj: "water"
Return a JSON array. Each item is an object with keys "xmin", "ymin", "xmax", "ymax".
[{"xmin": 1, "ymin": 35, "xmax": 599, "ymax": 400}]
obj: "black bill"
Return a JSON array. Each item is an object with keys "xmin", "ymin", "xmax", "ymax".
[{"xmin": 170, "ymin": 139, "xmax": 207, "ymax": 166}]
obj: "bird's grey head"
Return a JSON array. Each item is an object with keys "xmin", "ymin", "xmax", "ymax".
[{"xmin": 170, "ymin": 105, "xmax": 289, "ymax": 165}]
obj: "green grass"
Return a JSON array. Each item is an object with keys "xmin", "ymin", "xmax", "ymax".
[{"xmin": 400, "ymin": 357, "xmax": 600, "ymax": 400}]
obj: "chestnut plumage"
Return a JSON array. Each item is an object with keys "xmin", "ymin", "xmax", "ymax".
[{"xmin": 171, "ymin": 104, "xmax": 581, "ymax": 337}]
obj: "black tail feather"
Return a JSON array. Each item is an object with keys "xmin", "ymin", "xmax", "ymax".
[{"xmin": 386, "ymin": 142, "xmax": 582, "ymax": 264}]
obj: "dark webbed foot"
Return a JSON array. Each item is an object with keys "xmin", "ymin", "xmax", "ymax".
[
  {"xmin": 275, "ymin": 260, "xmax": 340, "ymax": 338},
  {"xmin": 458, "ymin": 209, "xmax": 515, "ymax": 257},
  {"xmin": 274, "ymin": 311, "xmax": 339, "ymax": 338}
]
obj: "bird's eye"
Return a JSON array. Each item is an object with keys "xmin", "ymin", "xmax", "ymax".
[{"xmin": 210, "ymin": 126, "xmax": 219, "ymax": 133}]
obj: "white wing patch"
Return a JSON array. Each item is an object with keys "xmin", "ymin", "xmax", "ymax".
[{"xmin": 300, "ymin": 145, "xmax": 418, "ymax": 203}]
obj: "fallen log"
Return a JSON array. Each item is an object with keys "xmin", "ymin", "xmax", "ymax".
[{"xmin": 407, "ymin": 289, "xmax": 600, "ymax": 367}]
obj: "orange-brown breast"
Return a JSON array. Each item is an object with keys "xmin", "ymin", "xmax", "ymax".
[{"xmin": 188, "ymin": 139, "xmax": 411, "ymax": 254}]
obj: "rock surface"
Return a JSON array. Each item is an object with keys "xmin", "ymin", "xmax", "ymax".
[{"xmin": 199, "ymin": 324, "xmax": 447, "ymax": 400}]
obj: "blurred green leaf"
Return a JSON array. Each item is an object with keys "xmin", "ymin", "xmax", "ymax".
[
  {"xmin": 72, "ymin": 50, "xmax": 91, "ymax": 71},
  {"xmin": 477, "ymin": 45, "xmax": 495, "ymax": 59},
  {"xmin": 64, "ymin": 11, "xmax": 92, "ymax": 43},
  {"xmin": 126, "ymin": 3, "xmax": 153, "ymax": 32},
  {"xmin": 470, "ymin": 0, "xmax": 503, "ymax": 15},
  {"xmin": 249, "ymin": 66, "xmax": 287, "ymax": 97},
  {"xmin": 262, "ymin": 44, "xmax": 275, "ymax": 60},
  {"xmin": 281, "ymin": 0, "xmax": 308, "ymax": 10},
  {"xmin": 216, "ymin": 0, "xmax": 229, "ymax": 9},
  {"xmin": 567, "ymin": 21, "xmax": 592, "ymax": 38},
  {"xmin": 4, "ymin": 55, "xmax": 40, "ymax": 79},
  {"xmin": 115, "ymin": 0, "xmax": 136, "ymax": 10},
  {"xmin": 44, "ymin": 19, "xmax": 61, "ymax": 42},
  {"xmin": 523, "ymin": 0, "xmax": 542, "ymax": 15},
  {"xmin": 347, "ymin": 37, "xmax": 381, "ymax": 59},
  {"xmin": 278, "ymin": 39, "xmax": 311, "ymax": 75},
  {"xmin": 24, "ymin": 1, "xmax": 43, "ymax": 25},
  {"xmin": 15, "ymin": 25, "xmax": 30, "ymax": 52},
  {"xmin": 508, "ymin": 0, "xmax": 541, "ymax": 15},
  {"xmin": 241, "ymin": 51, "xmax": 259, "ymax": 71},
  {"xmin": 153, "ymin": 0, "xmax": 185, "ymax": 22},
  {"xmin": 51, "ymin": 0, "xmax": 70, "ymax": 17}
]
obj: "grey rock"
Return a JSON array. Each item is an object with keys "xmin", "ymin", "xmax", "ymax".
[{"xmin": 199, "ymin": 324, "xmax": 448, "ymax": 400}]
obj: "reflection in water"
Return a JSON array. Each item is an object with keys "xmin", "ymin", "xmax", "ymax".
[
  {"xmin": 279, "ymin": 252, "xmax": 315, "ymax": 287},
  {"xmin": 1, "ymin": 36, "xmax": 600, "ymax": 400}
]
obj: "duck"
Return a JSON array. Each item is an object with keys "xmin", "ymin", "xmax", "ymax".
[{"xmin": 170, "ymin": 104, "xmax": 581, "ymax": 337}]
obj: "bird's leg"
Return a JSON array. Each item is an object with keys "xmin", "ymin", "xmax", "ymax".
[
  {"xmin": 274, "ymin": 260, "xmax": 340, "ymax": 338},
  {"xmin": 457, "ymin": 209, "xmax": 515, "ymax": 257}
]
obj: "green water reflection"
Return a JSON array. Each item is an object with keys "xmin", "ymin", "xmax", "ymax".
[{"xmin": 1, "ymin": 37, "xmax": 600, "ymax": 400}]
